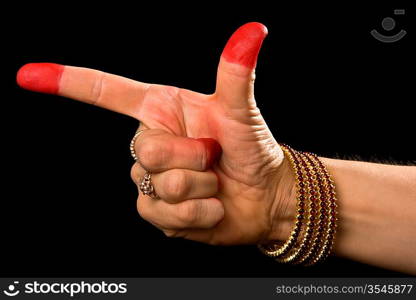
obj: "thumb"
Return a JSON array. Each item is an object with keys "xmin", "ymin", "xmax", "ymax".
[{"xmin": 215, "ymin": 22, "xmax": 268, "ymax": 110}]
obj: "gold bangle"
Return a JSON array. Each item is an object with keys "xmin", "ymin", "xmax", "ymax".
[
  {"xmin": 257, "ymin": 145, "xmax": 306, "ymax": 258},
  {"xmin": 296, "ymin": 152, "xmax": 331, "ymax": 265},
  {"xmin": 304, "ymin": 152, "xmax": 338, "ymax": 266},
  {"xmin": 275, "ymin": 148, "xmax": 318, "ymax": 264},
  {"xmin": 258, "ymin": 144, "xmax": 338, "ymax": 266}
]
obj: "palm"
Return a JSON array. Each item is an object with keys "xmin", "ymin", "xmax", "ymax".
[{"xmin": 137, "ymin": 83, "xmax": 283, "ymax": 244}]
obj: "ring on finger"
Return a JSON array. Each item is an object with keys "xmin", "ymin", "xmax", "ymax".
[
  {"xmin": 130, "ymin": 129, "xmax": 145, "ymax": 161},
  {"xmin": 139, "ymin": 171, "xmax": 160, "ymax": 199}
]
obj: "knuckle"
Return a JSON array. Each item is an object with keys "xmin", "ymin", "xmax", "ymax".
[
  {"xmin": 90, "ymin": 71, "xmax": 106, "ymax": 105},
  {"xmin": 164, "ymin": 170, "xmax": 189, "ymax": 200},
  {"xmin": 136, "ymin": 197, "xmax": 151, "ymax": 221},
  {"xmin": 163, "ymin": 229, "xmax": 179, "ymax": 238},
  {"xmin": 177, "ymin": 201, "xmax": 201, "ymax": 226},
  {"xmin": 164, "ymin": 85, "xmax": 181, "ymax": 101},
  {"xmin": 136, "ymin": 139, "xmax": 169, "ymax": 170},
  {"xmin": 130, "ymin": 164, "xmax": 140, "ymax": 184}
]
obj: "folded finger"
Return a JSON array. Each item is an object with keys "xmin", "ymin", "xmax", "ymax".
[
  {"xmin": 137, "ymin": 195, "xmax": 224, "ymax": 230},
  {"xmin": 133, "ymin": 128, "xmax": 222, "ymax": 172},
  {"xmin": 131, "ymin": 163, "xmax": 218, "ymax": 203}
]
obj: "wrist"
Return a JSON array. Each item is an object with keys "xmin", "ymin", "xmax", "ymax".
[
  {"xmin": 263, "ymin": 150, "xmax": 297, "ymax": 243},
  {"xmin": 258, "ymin": 146, "xmax": 339, "ymax": 266}
]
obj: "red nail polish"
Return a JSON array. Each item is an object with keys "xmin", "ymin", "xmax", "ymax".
[
  {"xmin": 196, "ymin": 138, "xmax": 222, "ymax": 168},
  {"xmin": 221, "ymin": 22, "xmax": 268, "ymax": 69},
  {"xmin": 16, "ymin": 63, "xmax": 64, "ymax": 94}
]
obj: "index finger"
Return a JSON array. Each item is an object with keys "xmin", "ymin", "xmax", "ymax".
[{"xmin": 16, "ymin": 63, "xmax": 150, "ymax": 119}]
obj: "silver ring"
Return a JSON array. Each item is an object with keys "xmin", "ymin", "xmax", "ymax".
[
  {"xmin": 130, "ymin": 129, "xmax": 145, "ymax": 161},
  {"xmin": 139, "ymin": 172, "xmax": 159, "ymax": 199}
]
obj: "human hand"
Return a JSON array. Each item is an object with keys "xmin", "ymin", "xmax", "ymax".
[{"xmin": 17, "ymin": 22, "xmax": 295, "ymax": 246}]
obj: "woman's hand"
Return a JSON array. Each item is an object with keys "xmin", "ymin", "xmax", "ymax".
[
  {"xmin": 17, "ymin": 22, "xmax": 416, "ymax": 274},
  {"xmin": 17, "ymin": 22, "xmax": 295, "ymax": 246}
]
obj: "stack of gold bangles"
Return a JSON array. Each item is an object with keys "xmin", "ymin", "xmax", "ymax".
[{"xmin": 258, "ymin": 144, "xmax": 338, "ymax": 266}]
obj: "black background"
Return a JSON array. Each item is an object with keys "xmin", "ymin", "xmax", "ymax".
[{"xmin": 2, "ymin": 2, "xmax": 414, "ymax": 277}]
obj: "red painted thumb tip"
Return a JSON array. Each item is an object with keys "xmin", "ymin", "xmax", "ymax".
[
  {"xmin": 221, "ymin": 22, "xmax": 268, "ymax": 69},
  {"xmin": 16, "ymin": 63, "xmax": 64, "ymax": 95},
  {"xmin": 196, "ymin": 138, "xmax": 223, "ymax": 168}
]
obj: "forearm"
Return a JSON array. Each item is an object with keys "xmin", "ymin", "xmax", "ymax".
[
  {"xmin": 270, "ymin": 156, "xmax": 416, "ymax": 273},
  {"xmin": 321, "ymin": 158, "xmax": 416, "ymax": 273}
]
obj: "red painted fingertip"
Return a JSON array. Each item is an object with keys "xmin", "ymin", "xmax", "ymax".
[
  {"xmin": 16, "ymin": 63, "xmax": 64, "ymax": 94},
  {"xmin": 221, "ymin": 22, "xmax": 268, "ymax": 69},
  {"xmin": 196, "ymin": 138, "xmax": 223, "ymax": 169}
]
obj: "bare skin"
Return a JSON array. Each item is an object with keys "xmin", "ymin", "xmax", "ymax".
[{"xmin": 17, "ymin": 23, "xmax": 416, "ymax": 274}]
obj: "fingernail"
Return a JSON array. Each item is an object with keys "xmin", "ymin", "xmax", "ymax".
[
  {"xmin": 196, "ymin": 138, "xmax": 222, "ymax": 168},
  {"xmin": 221, "ymin": 22, "xmax": 268, "ymax": 69},
  {"xmin": 16, "ymin": 63, "xmax": 64, "ymax": 94}
]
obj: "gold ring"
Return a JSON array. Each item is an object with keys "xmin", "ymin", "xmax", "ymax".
[
  {"xmin": 139, "ymin": 171, "xmax": 159, "ymax": 199},
  {"xmin": 130, "ymin": 129, "xmax": 145, "ymax": 161}
]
